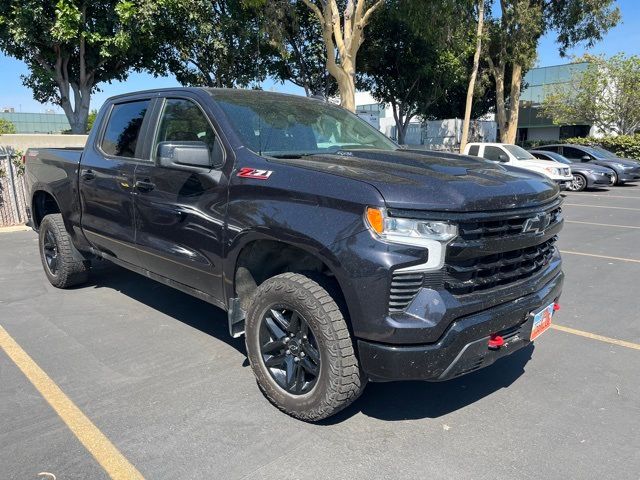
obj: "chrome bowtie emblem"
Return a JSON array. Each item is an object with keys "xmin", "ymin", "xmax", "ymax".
[{"xmin": 522, "ymin": 213, "xmax": 551, "ymax": 234}]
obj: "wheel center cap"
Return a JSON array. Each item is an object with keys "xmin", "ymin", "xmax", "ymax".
[{"xmin": 289, "ymin": 341, "xmax": 300, "ymax": 354}]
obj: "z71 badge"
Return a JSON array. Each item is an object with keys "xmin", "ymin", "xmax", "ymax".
[{"xmin": 237, "ymin": 168, "xmax": 273, "ymax": 180}]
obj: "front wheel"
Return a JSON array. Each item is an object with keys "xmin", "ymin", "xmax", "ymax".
[
  {"xmin": 568, "ymin": 173, "xmax": 587, "ymax": 191},
  {"xmin": 245, "ymin": 273, "xmax": 365, "ymax": 421}
]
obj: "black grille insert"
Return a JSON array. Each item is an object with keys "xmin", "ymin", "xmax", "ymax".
[
  {"xmin": 458, "ymin": 206, "xmax": 562, "ymax": 241},
  {"xmin": 389, "ymin": 272, "xmax": 423, "ymax": 312},
  {"xmin": 445, "ymin": 237, "xmax": 557, "ymax": 295}
]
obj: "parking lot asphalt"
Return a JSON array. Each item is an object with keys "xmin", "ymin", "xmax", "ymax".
[{"xmin": 1, "ymin": 189, "xmax": 640, "ymax": 480}]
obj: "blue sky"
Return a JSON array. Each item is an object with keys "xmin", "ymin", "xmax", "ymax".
[{"xmin": 0, "ymin": 0, "xmax": 635, "ymax": 114}]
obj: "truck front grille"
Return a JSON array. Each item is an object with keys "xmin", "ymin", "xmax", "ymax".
[
  {"xmin": 445, "ymin": 237, "xmax": 557, "ymax": 295},
  {"xmin": 457, "ymin": 206, "xmax": 562, "ymax": 241}
]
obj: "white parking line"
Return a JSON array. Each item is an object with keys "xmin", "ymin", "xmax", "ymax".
[
  {"xmin": 567, "ymin": 193, "xmax": 640, "ymax": 200},
  {"xmin": 560, "ymin": 250, "xmax": 640, "ymax": 264},
  {"xmin": 565, "ymin": 220, "xmax": 640, "ymax": 229},
  {"xmin": 563, "ymin": 203, "xmax": 640, "ymax": 212}
]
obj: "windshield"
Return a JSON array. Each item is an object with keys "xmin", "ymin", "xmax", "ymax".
[
  {"xmin": 589, "ymin": 146, "xmax": 617, "ymax": 159},
  {"xmin": 537, "ymin": 151, "xmax": 571, "ymax": 164},
  {"xmin": 209, "ymin": 90, "xmax": 398, "ymax": 157},
  {"xmin": 503, "ymin": 144, "xmax": 537, "ymax": 160}
]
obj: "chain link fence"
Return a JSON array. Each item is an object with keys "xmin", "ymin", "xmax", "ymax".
[{"xmin": 0, "ymin": 146, "xmax": 28, "ymax": 227}]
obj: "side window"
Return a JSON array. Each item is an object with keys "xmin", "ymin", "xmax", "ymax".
[
  {"xmin": 468, "ymin": 145, "xmax": 479, "ymax": 156},
  {"xmin": 101, "ymin": 100, "xmax": 150, "ymax": 158},
  {"xmin": 483, "ymin": 146, "xmax": 506, "ymax": 161},
  {"xmin": 153, "ymin": 98, "xmax": 218, "ymax": 164},
  {"xmin": 562, "ymin": 147, "xmax": 586, "ymax": 160}
]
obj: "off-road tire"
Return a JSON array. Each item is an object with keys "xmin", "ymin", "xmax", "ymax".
[
  {"xmin": 39, "ymin": 213, "xmax": 90, "ymax": 288},
  {"xmin": 245, "ymin": 272, "xmax": 365, "ymax": 421}
]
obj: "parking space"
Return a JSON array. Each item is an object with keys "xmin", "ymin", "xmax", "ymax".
[{"xmin": 1, "ymin": 188, "xmax": 640, "ymax": 480}]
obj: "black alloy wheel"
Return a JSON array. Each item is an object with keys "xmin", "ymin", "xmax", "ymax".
[
  {"xmin": 259, "ymin": 308, "xmax": 321, "ymax": 395},
  {"xmin": 42, "ymin": 229, "xmax": 60, "ymax": 276}
]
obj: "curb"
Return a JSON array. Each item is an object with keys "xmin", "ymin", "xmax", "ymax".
[{"xmin": 0, "ymin": 225, "xmax": 31, "ymax": 233}]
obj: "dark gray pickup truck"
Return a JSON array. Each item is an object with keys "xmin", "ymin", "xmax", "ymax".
[{"xmin": 25, "ymin": 88, "xmax": 564, "ymax": 421}]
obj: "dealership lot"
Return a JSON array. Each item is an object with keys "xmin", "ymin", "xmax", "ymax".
[{"xmin": 1, "ymin": 190, "xmax": 639, "ymax": 480}]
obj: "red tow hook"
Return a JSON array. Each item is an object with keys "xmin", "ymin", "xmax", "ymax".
[
  {"xmin": 554, "ymin": 303, "xmax": 561, "ymax": 311},
  {"xmin": 488, "ymin": 334, "xmax": 505, "ymax": 350}
]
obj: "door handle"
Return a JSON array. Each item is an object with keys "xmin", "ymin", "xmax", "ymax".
[
  {"xmin": 81, "ymin": 169, "xmax": 95, "ymax": 181},
  {"xmin": 135, "ymin": 180, "xmax": 156, "ymax": 193}
]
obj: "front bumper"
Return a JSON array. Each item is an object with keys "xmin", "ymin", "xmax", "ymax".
[
  {"xmin": 586, "ymin": 171, "xmax": 613, "ymax": 187},
  {"xmin": 358, "ymin": 270, "xmax": 563, "ymax": 382},
  {"xmin": 619, "ymin": 171, "xmax": 640, "ymax": 182},
  {"xmin": 555, "ymin": 179, "xmax": 571, "ymax": 191}
]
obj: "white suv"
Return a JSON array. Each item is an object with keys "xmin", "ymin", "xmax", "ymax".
[{"xmin": 464, "ymin": 142, "xmax": 573, "ymax": 190}]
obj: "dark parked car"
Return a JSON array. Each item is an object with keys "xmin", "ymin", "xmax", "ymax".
[
  {"xmin": 529, "ymin": 150, "xmax": 614, "ymax": 191},
  {"xmin": 536, "ymin": 144, "xmax": 640, "ymax": 185},
  {"xmin": 24, "ymin": 88, "xmax": 564, "ymax": 421}
]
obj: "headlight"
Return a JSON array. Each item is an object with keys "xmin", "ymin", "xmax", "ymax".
[
  {"xmin": 543, "ymin": 167, "xmax": 559, "ymax": 175},
  {"xmin": 365, "ymin": 207, "xmax": 457, "ymax": 271}
]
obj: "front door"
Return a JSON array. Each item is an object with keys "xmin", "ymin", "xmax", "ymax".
[
  {"xmin": 80, "ymin": 99, "xmax": 151, "ymax": 265},
  {"xmin": 133, "ymin": 97, "xmax": 229, "ymax": 301}
]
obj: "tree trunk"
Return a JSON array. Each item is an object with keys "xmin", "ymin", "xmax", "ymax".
[
  {"xmin": 337, "ymin": 69, "xmax": 356, "ymax": 111},
  {"xmin": 460, "ymin": 0, "xmax": 485, "ymax": 153},
  {"xmin": 504, "ymin": 63, "xmax": 523, "ymax": 144},
  {"xmin": 492, "ymin": 64, "xmax": 508, "ymax": 142}
]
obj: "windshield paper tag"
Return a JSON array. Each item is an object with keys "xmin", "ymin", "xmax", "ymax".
[{"xmin": 237, "ymin": 168, "xmax": 273, "ymax": 180}]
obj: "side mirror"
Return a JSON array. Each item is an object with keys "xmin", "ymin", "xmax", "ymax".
[
  {"xmin": 498, "ymin": 154, "xmax": 509, "ymax": 162},
  {"xmin": 581, "ymin": 155, "xmax": 591, "ymax": 162},
  {"xmin": 157, "ymin": 141, "xmax": 212, "ymax": 170}
]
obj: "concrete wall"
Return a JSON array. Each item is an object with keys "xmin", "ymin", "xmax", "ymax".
[
  {"xmin": 0, "ymin": 134, "xmax": 88, "ymax": 151},
  {"xmin": 527, "ymin": 127, "xmax": 560, "ymax": 141}
]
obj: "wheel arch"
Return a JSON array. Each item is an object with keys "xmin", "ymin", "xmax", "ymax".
[
  {"xmin": 32, "ymin": 189, "xmax": 61, "ymax": 229},
  {"xmin": 228, "ymin": 235, "xmax": 353, "ymax": 326}
]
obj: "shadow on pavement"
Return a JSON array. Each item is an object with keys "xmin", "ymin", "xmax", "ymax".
[
  {"xmin": 86, "ymin": 260, "xmax": 246, "ymax": 355},
  {"xmin": 85, "ymin": 260, "xmax": 534, "ymax": 423},
  {"xmin": 325, "ymin": 344, "xmax": 534, "ymax": 423}
]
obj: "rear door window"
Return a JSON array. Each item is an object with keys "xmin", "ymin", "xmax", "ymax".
[
  {"xmin": 483, "ymin": 146, "xmax": 505, "ymax": 161},
  {"xmin": 101, "ymin": 100, "xmax": 150, "ymax": 158}
]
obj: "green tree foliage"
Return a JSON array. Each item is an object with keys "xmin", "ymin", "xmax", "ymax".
[
  {"xmin": 86, "ymin": 109, "xmax": 98, "ymax": 132},
  {"xmin": 161, "ymin": 0, "xmax": 271, "ymax": 88},
  {"xmin": 0, "ymin": 0, "xmax": 172, "ymax": 134},
  {"xmin": 486, "ymin": 0, "xmax": 620, "ymax": 143},
  {"xmin": 359, "ymin": 0, "xmax": 493, "ymax": 144},
  {"xmin": 0, "ymin": 119, "xmax": 16, "ymax": 134},
  {"xmin": 540, "ymin": 54, "xmax": 640, "ymax": 136}
]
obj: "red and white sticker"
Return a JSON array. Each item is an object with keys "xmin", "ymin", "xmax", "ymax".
[{"xmin": 237, "ymin": 167, "xmax": 273, "ymax": 180}]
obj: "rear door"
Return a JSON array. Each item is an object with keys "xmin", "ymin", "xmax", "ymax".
[
  {"xmin": 133, "ymin": 95, "xmax": 229, "ymax": 300},
  {"xmin": 79, "ymin": 98, "xmax": 153, "ymax": 265}
]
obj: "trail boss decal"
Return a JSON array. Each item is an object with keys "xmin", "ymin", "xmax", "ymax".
[{"xmin": 237, "ymin": 167, "xmax": 273, "ymax": 180}]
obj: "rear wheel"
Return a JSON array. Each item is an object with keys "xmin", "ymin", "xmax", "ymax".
[
  {"xmin": 39, "ymin": 214, "xmax": 90, "ymax": 288},
  {"xmin": 245, "ymin": 272, "xmax": 365, "ymax": 421},
  {"xmin": 568, "ymin": 173, "xmax": 587, "ymax": 191}
]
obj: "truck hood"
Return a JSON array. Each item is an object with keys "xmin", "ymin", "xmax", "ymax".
[
  {"xmin": 270, "ymin": 149, "xmax": 558, "ymax": 211},
  {"xmin": 517, "ymin": 159, "xmax": 567, "ymax": 170}
]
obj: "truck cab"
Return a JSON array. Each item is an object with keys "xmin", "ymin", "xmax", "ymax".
[{"xmin": 464, "ymin": 142, "xmax": 573, "ymax": 190}]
